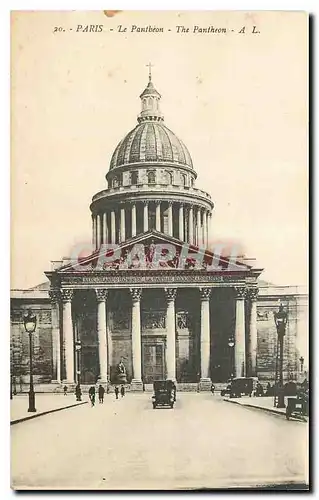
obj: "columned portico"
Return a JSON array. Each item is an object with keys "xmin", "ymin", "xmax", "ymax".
[
  {"xmin": 130, "ymin": 288, "xmax": 143, "ymax": 390},
  {"xmin": 61, "ymin": 289, "xmax": 74, "ymax": 384},
  {"xmin": 234, "ymin": 287, "xmax": 246, "ymax": 378},
  {"xmin": 96, "ymin": 289, "xmax": 108, "ymax": 383},
  {"xmin": 247, "ymin": 288, "xmax": 258, "ymax": 377},
  {"xmin": 49, "ymin": 289, "xmax": 61, "ymax": 383},
  {"xmin": 164, "ymin": 288, "xmax": 177, "ymax": 381},
  {"xmin": 199, "ymin": 287, "xmax": 212, "ymax": 389}
]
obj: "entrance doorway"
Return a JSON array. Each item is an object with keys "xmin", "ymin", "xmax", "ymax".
[{"xmin": 142, "ymin": 343, "xmax": 165, "ymax": 383}]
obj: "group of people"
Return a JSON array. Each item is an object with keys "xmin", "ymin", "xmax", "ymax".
[{"xmin": 87, "ymin": 384, "xmax": 126, "ymax": 406}]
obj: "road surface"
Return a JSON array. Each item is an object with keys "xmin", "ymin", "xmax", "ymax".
[{"xmin": 11, "ymin": 393, "xmax": 308, "ymax": 489}]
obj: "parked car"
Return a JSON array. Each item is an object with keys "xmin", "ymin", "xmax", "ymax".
[
  {"xmin": 152, "ymin": 380, "xmax": 176, "ymax": 409},
  {"xmin": 221, "ymin": 377, "xmax": 258, "ymax": 398}
]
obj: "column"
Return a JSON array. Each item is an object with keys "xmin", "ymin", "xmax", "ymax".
[
  {"xmin": 197, "ymin": 208, "xmax": 201, "ymax": 246},
  {"xmin": 206, "ymin": 211, "xmax": 210, "ymax": 248},
  {"xmin": 111, "ymin": 210, "xmax": 116, "ymax": 244},
  {"xmin": 131, "ymin": 203, "xmax": 137, "ymax": 237},
  {"xmin": 179, "ymin": 204, "xmax": 184, "ymax": 241},
  {"xmin": 61, "ymin": 289, "xmax": 74, "ymax": 384},
  {"xmin": 168, "ymin": 202, "xmax": 173, "ymax": 236},
  {"xmin": 199, "ymin": 287, "xmax": 212, "ymax": 388},
  {"xmin": 202, "ymin": 210, "xmax": 207, "ymax": 248},
  {"xmin": 120, "ymin": 206, "xmax": 126, "ymax": 243},
  {"xmin": 49, "ymin": 289, "xmax": 61, "ymax": 383},
  {"xmin": 103, "ymin": 212, "xmax": 107, "ymax": 244},
  {"xmin": 96, "ymin": 289, "xmax": 108, "ymax": 383},
  {"xmin": 247, "ymin": 288, "xmax": 258, "ymax": 377},
  {"xmin": 189, "ymin": 206, "xmax": 194, "ymax": 244},
  {"xmin": 143, "ymin": 201, "xmax": 149, "ymax": 232},
  {"xmin": 97, "ymin": 214, "xmax": 101, "ymax": 247},
  {"xmin": 165, "ymin": 288, "xmax": 177, "ymax": 381},
  {"xmin": 234, "ymin": 286, "xmax": 246, "ymax": 378},
  {"xmin": 130, "ymin": 288, "xmax": 143, "ymax": 390},
  {"xmin": 155, "ymin": 201, "xmax": 161, "ymax": 231},
  {"xmin": 92, "ymin": 215, "xmax": 96, "ymax": 249}
]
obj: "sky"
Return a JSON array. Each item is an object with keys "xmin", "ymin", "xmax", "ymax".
[{"xmin": 11, "ymin": 10, "xmax": 308, "ymax": 289}]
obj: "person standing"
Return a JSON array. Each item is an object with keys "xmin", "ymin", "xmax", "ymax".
[
  {"xmin": 114, "ymin": 386, "xmax": 119, "ymax": 400},
  {"xmin": 75, "ymin": 383, "xmax": 82, "ymax": 402},
  {"xmin": 211, "ymin": 383, "xmax": 215, "ymax": 395},
  {"xmin": 89, "ymin": 386, "xmax": 96, "ymax": 407},
  {"xmin": 63, "ymin": 385, "xmax": 68, "ymax": 396},
  {"xmin": 120, "ymin": 385, "xmax": 125, "ymax": 398},
  {"xmin": 98, "ymin": 385, "xmax": 105, "ymax": 404}
]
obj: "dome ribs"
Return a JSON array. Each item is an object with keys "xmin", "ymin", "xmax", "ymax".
[{"xmin": 129, "ymin": 123, "xmax": 146, "ymax": 163}]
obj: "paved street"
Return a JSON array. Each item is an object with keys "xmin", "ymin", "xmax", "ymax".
[{"xmin": 11, "ymin": 393, "xmax": 308, "ymax": 490}]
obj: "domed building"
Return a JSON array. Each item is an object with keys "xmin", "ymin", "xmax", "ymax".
[{"xmin": 10, "ymin": 70, "xmax": 305, "ymax": 391}]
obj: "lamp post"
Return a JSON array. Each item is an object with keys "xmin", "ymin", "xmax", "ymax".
[
  {"xmin": 75, "ymin": 340, "xmax": 82, "ymax": 401},
  {"xmin": 23, "ymin": 309, "xmax": 37, "ymax": 412},
  {"xmin": 228, "ymin": 337, "xmax": 235, "ymax": 379},
  {"xmin": 299, "ymin": 356, "xmax": 304, "ymax": 374},
  {"xmin": 274, "ymin": 304, "xmax": 288, "ymax": 409}
]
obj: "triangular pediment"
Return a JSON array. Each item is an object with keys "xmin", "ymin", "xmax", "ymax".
[{"xmin": 53, "ymin": 230, "xmax": 260, "ymax": 274}]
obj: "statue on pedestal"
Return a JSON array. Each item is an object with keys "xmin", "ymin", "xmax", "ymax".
[{"xmin": 116, "ymin": 358, "xmax": 127, "ymax": 384}]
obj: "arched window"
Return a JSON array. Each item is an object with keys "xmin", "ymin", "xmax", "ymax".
[
  {"xmin": 181, "ymin": 173, "xmax": 187, "ymax": 187},
  {"xmin": 166, "ymin": 171, "xmax": 173, "ymax": 185},
  {"xmin": 131, "ymin": 171, "xmax": 138, "ymax": 185},
  {"xmin": 190, "ymin": 177, "xmax": 194, "ymax": 187},
  {"xmin": 112, "ymin": 174, "xmax": 122, "ymax": 188},
  {"xmin": 147, "ymin": 170, "xmax": 156, "ymax": 184}
]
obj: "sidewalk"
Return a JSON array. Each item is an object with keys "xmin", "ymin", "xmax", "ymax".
[
  {"xmin": 11, "ymin": 394, "xmax": 88, "ymax": 425},
  {"xmin": 224, "ymin": 396, "xmax": 309, "ymax": 421}
]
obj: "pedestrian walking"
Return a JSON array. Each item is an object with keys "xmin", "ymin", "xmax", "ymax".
[
  {"xmin": 63, "ymin": 385, "xmax": 68, "ymax": 396},
  {"xmin": 120, "ymin": 385, "xmax": 125, "ymax": 398},
  {"xmin": 89, "ymin": 385, "xmax": 96, "ymax": 407},
  {"xmin": 98, "ymin": 384, "xmax": 105, "ymax": 404},
  {"xmin": 114, "ymin": 386, "xmax": 119, "ymax": 400},
  {"xmin": 75, "ymin": 383, "xmax": 82, "ymax": 401}
]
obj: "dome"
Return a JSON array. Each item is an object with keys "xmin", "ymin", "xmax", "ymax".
[{"xmin": 110, "ymin": 122, "xmax": 193, "ymax": 170}]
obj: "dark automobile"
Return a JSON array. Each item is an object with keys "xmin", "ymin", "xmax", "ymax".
[
  {"xmin": 221, "ymin": 377, "xmax": 258, "ymax": 398},
  {"xmin": 152, "ymin": 380, "xmax": 176, "ymax": 409}
]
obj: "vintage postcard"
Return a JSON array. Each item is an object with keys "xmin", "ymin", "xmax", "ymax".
[{"xmin": 10, "ymin": 10, "xmax": 309, "ymax": 490}]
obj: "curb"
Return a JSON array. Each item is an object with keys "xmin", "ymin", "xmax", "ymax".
[
  {"xmin": 223, "ymin": 398, "xmax": 287, "ymax": 417},
  {"xmin": 11, "ymin": 401, "xmax": 88, "ymax": 425}
]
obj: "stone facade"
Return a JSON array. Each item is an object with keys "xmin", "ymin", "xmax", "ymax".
[{"xmin": 10, "ymin": 71, "xmax": 308, "ymax": 389}]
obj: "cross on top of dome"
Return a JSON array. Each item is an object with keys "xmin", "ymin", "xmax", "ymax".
[{"xmin": 146, "ymin": 61, "xmax": 153, "ymax": 81}]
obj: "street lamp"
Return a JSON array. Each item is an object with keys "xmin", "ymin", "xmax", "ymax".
[
  {"xmin": 228, "ymin": 337, "xmax": 235, "ymax": 379},
  {"xmin": 75, "ymin": 340, "xmax": 82, "ymax": 401},
  {"xmin": 23, "ymin": 309, "xmax": 37, "ymax": 412},
  {"xmin": 274, "ymin": 303, "xmax": 288, "ymax": 409},
  {"xmin": 299, "ymin": 356, "xmax": 304, "ymax": 373}
]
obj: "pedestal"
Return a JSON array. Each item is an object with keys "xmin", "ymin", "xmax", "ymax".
[
  {"xmin": 130, "ymin": 379, "xmax": 143, "ymax": 391},
  {"xmin": 199, "ymin": 378, "xmax": 212, "ymax": 391}
]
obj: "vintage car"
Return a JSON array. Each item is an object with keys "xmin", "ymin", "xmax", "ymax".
[
  {"xmin": 220, "ymin": 377, "xmax": 258, "ymax": 398},
  {"xmin": 152, "ymin": 380, "xmax": 176, "ymax": 409}
]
